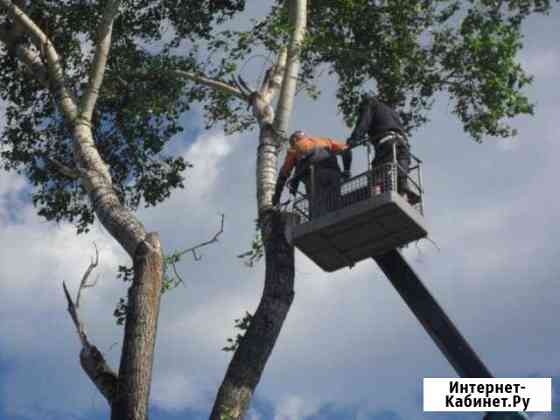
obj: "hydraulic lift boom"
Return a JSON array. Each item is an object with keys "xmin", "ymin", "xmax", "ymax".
[{"xmin": 374, "ymin": 249, "xmax": 528, "ymax": 420}]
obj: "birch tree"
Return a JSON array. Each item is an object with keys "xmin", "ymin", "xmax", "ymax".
[
  {"xmin": 174, "ymin": 1, "xmax": 556, "ymax": 418},
  {"xmin": 0, "ymin": 1, "xmax": 243, "ymax": 419},
  {"xmin": 178, "ymin": 1, "xmax": 307, "ymax": 417}
]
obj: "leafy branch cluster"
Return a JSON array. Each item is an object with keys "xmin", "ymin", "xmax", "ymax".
[
  {"xmin": 237, "ymin": 219, "xmax": 264, "ymax": 267},
  {"xmin": 222, "ymin": 311, "xmax": 253, "ymax": 352},
  {"xmin": 113, "ymin": 215, "xmax": 224, "ymax": 324},
  {"xmin": 0, "ymin": 0, "xmax": 243, "ymax": 233},
  {"xmin": 182, "ymin": 0, "xmax": 554, "ymax": 143}
]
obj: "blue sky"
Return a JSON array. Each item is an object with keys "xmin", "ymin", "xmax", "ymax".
[{"xmin": 1, "ymin": 2, "xmax": 559, "ymax": 420}]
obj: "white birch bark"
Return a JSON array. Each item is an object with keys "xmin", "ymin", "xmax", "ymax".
[
  {"xmin": 255, "ymin": 50, "xmax": 287, "ymax": 212},
  {"xmin": 273, "ymin": 0, "xmax": 307, "ymax": 138}
]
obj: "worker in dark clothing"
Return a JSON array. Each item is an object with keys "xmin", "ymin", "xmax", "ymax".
[
  {"xmin": 343, "ymin": 95, "xmax": 411, "ymax": 199},
  {"xmin": 272, "ymin": 130, "xmax": 349, "ymax": 218}
]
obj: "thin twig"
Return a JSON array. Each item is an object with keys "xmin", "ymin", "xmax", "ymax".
[
  {"xmin": 168, "ymin": 215, "xmax": 225, "ymax": 282},
  {"xmin": 422, "ymin": 236, "xmax": 441, "ymax": 252},
  {"xmin": 177, "ymin": 214, "xmax": 225, "ymax": 259},
  {"xmin": 171, "ymin": 263, "xmax": 185, "ymax": 286},
  {"xmin": 76, "ymin": 243, "xmax": 100, "ymax": 308},
  {"xmin": 63, "ymin": 243, "xmax": 99, "ymax": 344}
]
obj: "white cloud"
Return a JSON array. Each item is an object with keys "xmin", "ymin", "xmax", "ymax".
[
  {"xmin": 0, "ymin": 171, "xmax": 27, "ymax": 223},
  {"xmin": 273, "ymin": 395, "xmax": 319, "ymax": 420},
  {"xmin": 181, "ymin": 131, "xmax": 242, "ymax": 202},
  {"xmin": 151, "ymin": 372, "xmax": 203, "ymax": 412},
  {"xmin": 248, "ymin": 409, "xmax": 263, "ymax": 420}
]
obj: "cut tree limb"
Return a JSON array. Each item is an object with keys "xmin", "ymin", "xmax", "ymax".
[
  {"xmin": 111, "ymin": 233, "xmax": 163, "ymax": 420},
  {"xmin": 62, "ymin": 244, "xmax": 118, "ymax": 404}
]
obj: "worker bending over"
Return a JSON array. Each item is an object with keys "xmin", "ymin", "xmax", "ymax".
[
  {"xmin": 273, "ymin": 130, "xmax": 349, "ymax": 217},
  {"xmin": 344, "ymin": 95, "xmax": 411, "ymax": 200}
]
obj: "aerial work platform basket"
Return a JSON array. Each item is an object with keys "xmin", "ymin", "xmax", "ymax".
[{"xmin": 285, "ymin": 145, "xmax": 428, "ymax": 272}]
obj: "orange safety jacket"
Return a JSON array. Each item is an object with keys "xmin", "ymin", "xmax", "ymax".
[{"xmin": 280, "ymin": 136, "xmax": 348, "ymax": 178}]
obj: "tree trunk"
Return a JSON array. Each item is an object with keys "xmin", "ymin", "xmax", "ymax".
[
  {"xmin": 72, "ymin": 124, "xmax": 163, "ymax": 420},
  {"xmin": 256, "ymin": 124, "xmax": 280, "ymax": 216},
  {"xmin": 210, "ymin": 1, "xmax": 306, "ymax": 418},
  {"xmin": 210, "ymin": 211, "xmax": 294, "ymax": 420},
  {"xmin": 0, "ymin": 4, "xmax": 164, "ymax": 419},
  {"xmin": 111, "ymin": 233, "xmax": 164, "ymax": 420}
]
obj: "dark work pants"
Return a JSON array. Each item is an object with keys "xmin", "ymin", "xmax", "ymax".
[
  {"xmin": 304, "ymin": 167, "xmax": 341, "ymax": 219},
  {"xmin": 372, "ymin": 140, "xmax": 410, "ymax": 195}
]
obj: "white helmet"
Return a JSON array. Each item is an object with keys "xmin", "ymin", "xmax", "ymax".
[{"xmin": 289, "ymin": 130, "xmax": 305, "ymax": 146}]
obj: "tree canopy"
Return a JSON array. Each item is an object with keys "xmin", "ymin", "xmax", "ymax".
[
  {"xmin": 0, "ymin": 0, "xmax": 244, "ymax": 232},
  {"xmin": 188, "ymin": 0, "xmax": 554, "ymax": 141}
]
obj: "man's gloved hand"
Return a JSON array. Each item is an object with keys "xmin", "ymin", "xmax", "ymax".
[
  {"xmin": 272, "ymin": 173, "xmax": 288, "ymax": 206},
  {"xmin": 272, "ymin": 190, "xmax": 281, "ymax": 206},
  {"xmin": 346, "ymin": 135, "xmax": 362, "ymax": 146},
  {"xmin": 342, "ymin": 170, "xmax": 351, "ymax": 181}
]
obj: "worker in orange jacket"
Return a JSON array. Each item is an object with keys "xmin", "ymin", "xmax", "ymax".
[{"xmin": 272, "ymin": 130, "xmax": 350, "ymax": 217}]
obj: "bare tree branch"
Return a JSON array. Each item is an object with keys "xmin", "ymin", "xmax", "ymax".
[
  {"xmin": 170, "ymin": 261, "xmax": 185, "ymax": 285},
  {"xmin": 235, "ymin": 75, "xmax": 253, "ymax": 97},
  {"xmin": 48, "ymin": 157, "xmax": 81, "ymax": 180},
  {"xmin": 176, "ymin": 214, "xmax": 224, "ymax": 260},
  {"xmin": 154, "ymin": 215, "xmax": 226, "ymax": 288},
  {"xmin": 62, "ymin": 245, "xmax": 118, "ymax": 404},
  {"xmin": 76, "ymin": 243, "xmax": 100, "ymax": 307},
  {"xmin": 178, "ymin": 70, "xmax": 248, "ymax": 100},
  {"xmin": 80, "ymin": 0, "xmax": 121, "ymax": 122}
]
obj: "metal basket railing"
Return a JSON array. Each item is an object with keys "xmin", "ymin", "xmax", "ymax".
[{"xmin": 289, "ymin": 143, "xmax": 424, "ymax": 225}]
